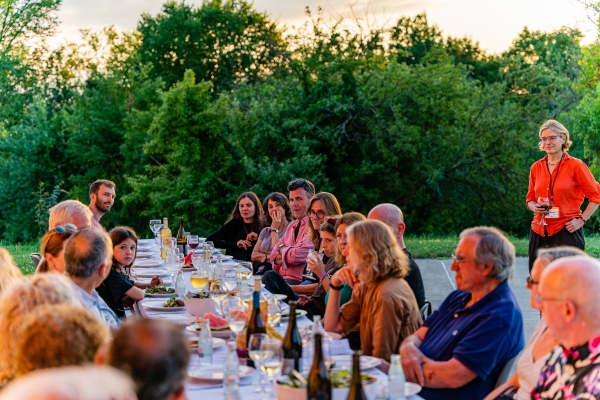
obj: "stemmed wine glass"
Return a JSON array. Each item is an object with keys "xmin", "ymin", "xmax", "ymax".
[
  {"xmin": 306, "ymin": 249, "xmax": 323, "ymax": 280},
  {"xmin": 190, "ymin": 268, "xmax": 208, "ymax": 293},
  {"xmin": 248, "ymin": 333, "xmax": 272, "ymax": 393},
  {"xmin": 537, "ymin": 197, "xmax": 550, "ymax": 226},
  {"xmin": 188, "ymin": 235, "xmax": 200, "ymax": 253},
  {"xmin": 222, "ymin": 297, "xmax": 247, "ymax": 341},
  {"xmin": 222, "ymin": 265, "xmax": 238, "ymax": 292},
  {"xmin": 149, "ymin": 219, "xmax": 162, "ymax": 246},
  {"xmin": 259, "ymin": 338, "xmax": 282, "ymax": 399}
]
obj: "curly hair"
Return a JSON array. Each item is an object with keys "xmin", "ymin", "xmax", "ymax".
[
  {"xmin": 307, "ymin": 192, "xmax": 342, "ymax": 250},
  {"xmin": 0, "ymin": 248, "xmax": 21, "ymax": 295},
  {"xmin": 14, "ymin": 304, "xmax": 108, "ymax": 377},
  {"xmin": 334, "ymin": 212, "xmax": 366, "ymax": 266},
  {"xmin": 0, "ymin": 273, "xmax": 80, "ymax": 386},
  {"xmin": 347, "ymin": 220, "xmax": 409, "ymax": 284}
]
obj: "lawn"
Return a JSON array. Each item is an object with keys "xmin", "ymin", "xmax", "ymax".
[{"xmin": 4, "ymin": 234, "xmax": 600, "ymax": 275}]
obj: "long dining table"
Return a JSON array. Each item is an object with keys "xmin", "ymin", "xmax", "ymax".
[{"xmin": 133, "ymin": 239, "xmax": 424, "ymax": 400}]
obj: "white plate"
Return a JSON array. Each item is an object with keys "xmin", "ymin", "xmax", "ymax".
[
  {"xmin": 186, "ymin": 323, "xmax": 232, "ymax": 339},
  {"xmin": 325, "ymin": 331, "xmax": 342, "ymax": 341},
  {"xmin": 405, "ymin": 382, "xmax": 421, "ymax": 396},
  {"xmin": 188, "ymin": 337, "xmax": 226, "ymax": 350},
  {"xmin": 142, "ymin": 299, "xmax": 185, "ymax": 312},
  {"xmin": 273, "ymin": 294, "xmax": 287, "ymax": 301},
  {"xmin": 138, "ymin": 239, "xmax": 155, "ymax": 244},
  {"xmin": 145, "ymin": 292, "xmax": 176, "ymax": 298},
  {"xmin": 331, "ymin": 355, "xmax": 381, "ymax": 370},
  {"xmin": 132, "ymin": 269, "xmax": 170, "ymax": 278},
  {"xmin": 217, "ymin": 255, "xmax": 234, "ymax": 260},
  {"xmin": 132, "ymin": 259, "xmax": 164, "ymax": 268},
  {"xmin": 188, "ymin": 365, "xmax": 255, "ymax": 382},
  {"xmin": 281, "ymin": 309, "xmax": 307, "ymax": 320}
]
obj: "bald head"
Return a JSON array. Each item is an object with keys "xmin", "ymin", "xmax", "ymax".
[
  {"xmin": 64, "ymin": 229, "xmax": 112, "ymax": 278},
  {"xmin": 368, "ymin": 203, "xmax": 405, "ymax": 241}
]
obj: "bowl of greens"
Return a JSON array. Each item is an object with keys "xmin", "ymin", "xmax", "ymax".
[{"xmin": 274, "ymin": 370, "xmax": 378, "ymax": 400}]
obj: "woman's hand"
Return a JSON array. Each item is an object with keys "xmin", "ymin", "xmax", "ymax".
[
  {"xmin": 297, "ymin": 294, "xmax": 311, "ymax": 306},
  {"xmin": 529, "ymin": 201, "xmax": 549, "ymax": 215},
  {"xmin": 150, "ymin": 276, "xmax": 163, "ymax": 287},
  {"xmin": 271, "ymin": 210, "xmax": 284, "ymax": 231},
  {"xmin": 565, "ymin": 218, "xmax": 585, "ymax": 233},
  {"xmin": 307, "ymin": 254, "xmax": 325, "ymax": 276},
  {"xmin": 247, "ymin": 232, "xmax": 258, "ymax": 242},
  {"xmin": 237, "ymin": 239, "xmax": 252, "ymax": 249},
  {"xmin": 331, "ymin": 267, "xmax": 359, "ymax": 290}
]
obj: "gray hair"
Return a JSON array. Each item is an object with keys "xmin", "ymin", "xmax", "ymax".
[
  {"xmin": 64, "ymin": 229, "xmax": 112, "ymax": 278},
  {"xmin": 48, "ymin": 200, "xmax": 93, "ymax": 229},
  {"xmin": 536, "ymin": 246, "xmax": 587, "ymax": 264},
  {"xmin": 460, "ymin": 226, "xmax": 515, "ymax": 282},
  {"xmin": 538, "ymin": 119, "xmax": 572, "ymax": 152}
]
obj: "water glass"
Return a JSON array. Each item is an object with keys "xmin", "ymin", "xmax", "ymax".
[
  {"xmin": 267, "ymin": 297, "xmax": 282, "ymax": 329},
  {"xmin": 222, "ymin": 297, "xmax": 247, "ymax": 341},
  {"xmin": 222, "ymin": 265, "xmax": 238, "ymax": 292},
  {"xmin": 259, "ymin": 338, "xmax": 282, "ymax": 399},
  {"xmin": 248, "ymin": 333, "xmax": 271, "ymax": 393}
]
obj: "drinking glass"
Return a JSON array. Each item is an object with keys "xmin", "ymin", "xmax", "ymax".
[
  {"xmin": 165, "ymin": 257, "xmax": 180, "ymax": 288},
  {"xmin": 190, "ymin": 269, "xmax": 208, "ymax": 293},
  {"xmin": 222, "ymin": 265, "xmax": 238, "ymax": 292},
  {"xmin": 161, "ymin": 237, "xmax": 175, "ymax": 258},
  {"xmin": 209, "ymin": 290, "xmax": 227, "ymax": 317},
  {"xmin": 267, "ymin": 297, "xmax": 282, "ymax": 330},
  {"xmin": 222, "ymin": 297, "xmax": 247, "ymax": 341},
  {"xmin": 205, "ymin": 241, "xmax": 214, "ymax": 251},
  {"xmin": 188, "ymin": 235, "xmax": 200, "ymax": 252},
  {"xmin": 306, "ymin": 249, "xmax": 324, "ymax": 280},
  {"xmin": 150, "ymin": 220, "xmax": 162, "ymax": 245},
  {"xmin": 537, "ymin": 197, "xmax": 550, "ymax": 226},
  {"xmin": 248, "ymin": 333, "xmax": 272, "ymax": 393},
  {"xmin": 259, "ymin": 338, "xmax": 283, "ymax": 399}
]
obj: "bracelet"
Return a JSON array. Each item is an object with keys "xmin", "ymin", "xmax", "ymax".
[
  {"xmin": 318, "ymin": 271, "xmax": 328, "ymax": 280},
  {"xmin": 582, "ymin": 217, "xmax": 587, "ymax": 224},
  {"xmin": 329, "ymin": 282, "xmax": 343, "ymax": 291}
]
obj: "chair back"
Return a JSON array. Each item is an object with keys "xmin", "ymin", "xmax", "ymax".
[
  {"xmin": 419, "ymin": 300, "xmax": 432, "ymax": 321},
  {"xmin": 496, "ymin": 352, "xmax": 521, "ymax": 387},
  {"xmin": 30, "ymin": 253, "xmax": 42, "ymax": 268}
]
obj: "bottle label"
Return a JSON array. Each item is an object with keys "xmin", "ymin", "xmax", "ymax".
[{"xmin": 282, "ymin": 358, "xmax": 302, "ymax": 375}]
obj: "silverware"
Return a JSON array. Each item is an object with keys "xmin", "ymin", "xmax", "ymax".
[{"xmin": 188, "ymin": 382, "xmax": 251, "ymax": 391}]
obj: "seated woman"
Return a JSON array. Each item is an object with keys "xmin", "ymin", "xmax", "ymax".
[
  {"xmin": 324, "ymin": 220, "xmax": 421, "ymax": 361},
  {"xmin": 97, "ymin": 227, "xmax": 162, "ymax": 319},
  {"xmin": 484, "ymin": 246, "xmax": 587, "ymax": 400},
  {"xmin": 251, "ymin": 192, "xmax": 293, "ymax": 275},
  {"xmin": 35, "ymin": 224, "xmax": 77, "ymax": 274},
  {"xmin": 206, "ymin": 192, "xmax": 265, "ymax": 261}
]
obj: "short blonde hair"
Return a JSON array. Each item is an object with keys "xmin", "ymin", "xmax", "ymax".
[
  {"xmin": 538, "ymin": 119, "xmax": 572, "ymax": 152},
  {"xmin": 0, "ymin": 248, "xmax": 22, "ymax": 295},
  {"xmin": 347, "ymin": 220, "xmax": 409, "ymax": 284},
  {"xmin": 48, "ymin": 200, "xmax": 93, "ymax": 229},
  {"xmin": 0, "ymin": 274, "xmax": 80, "ymax": 386},
  {"xmin": 14, "ymin": 304, "xmax": 108, "ymax": 377}
]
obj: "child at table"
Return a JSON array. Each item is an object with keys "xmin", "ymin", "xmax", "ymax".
[{"xmin": 97, "ymin": 227, "xmax": 162, "ymax": 319}]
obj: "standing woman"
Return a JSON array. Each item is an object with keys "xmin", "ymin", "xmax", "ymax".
[
  {"xmin": 306, "ymin": 192, "xmax": 342, "ymax": 251},
  {"xmin": 207, "ymin": 192, "xmax": 265, "ymax": 261},
  {"xmin": 251, "ymin": 192, "xmax": 293, "ymax": 274},
  {"xmin": 526, "ymin": 120, "xmax": 600, "ymax": 271}
]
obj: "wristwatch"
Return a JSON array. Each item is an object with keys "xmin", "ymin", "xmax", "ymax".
[{"xmin": 271, "ymin": 228, "xmax": 280, "ymax": 234}]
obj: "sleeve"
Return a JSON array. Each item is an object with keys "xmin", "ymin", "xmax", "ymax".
[
  {"xmin": 339, "ymin": 285, "xmax": 363, "ymax": 334},
  {"xmin": 281, "ymin": 230, "xmax": 314, "ymax": 267},
  {"xmin": 103, "ymin": 270, "xmax": 134, "ymax": 302},
  {"xmin": 526, "ymin": 163, "xmax": 538, "ymax": 204},
  {"xmin": 258, "ymin": 227, "xmax": 270, "ymax": 241},
  {"xmin": 371, "ymin": 295, "xmax": 407, "ymax": 361},
  {"xmin": 206, "ymin": 220, "xmax": 239, "ymax": 255},
  {"xmin": 573, "ymin": 160, "xmax": 600, "ymax": 203},
  {"xmin": 405, "ymin": 258, "xmax": 426, "ymax": 309}
]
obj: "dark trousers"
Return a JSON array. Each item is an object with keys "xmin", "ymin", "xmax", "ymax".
[
  {"xmin": 528, "ymin": 227, "xmax": 585, "ymax": 272},
  {"xmin": 261, "ymin": 270, "xmax": 321, "ymax": 320}
]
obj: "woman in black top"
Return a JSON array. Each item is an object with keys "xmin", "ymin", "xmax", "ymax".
[
  {"xmin": 206, "ymin": 192, "xmax": 265, "ymax": 261},
  {"xmin": 97, "ymin": 227, "xmax": 162, "ymax": 319}
]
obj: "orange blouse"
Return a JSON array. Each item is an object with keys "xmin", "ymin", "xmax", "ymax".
[{"xmin": 526, "ymin": 153, "xmax": 600, "ymax": 236}]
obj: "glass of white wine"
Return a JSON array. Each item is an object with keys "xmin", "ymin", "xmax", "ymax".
[
  {"xmin": 248, "ymin": 333, "xmax": 272, "ymax": 393},
  {"xmin": 259, "ymin": 338, "xmax": 283, "ymax": 399},
  {"xmin": 222, "ymin": 265, "xmax": 238, "ymax": 292},
  {"xmin": 190, "ymin": 269, "xmax": 208, "ymax": 293},
  {"xmin": 267, "ymin": 297, "xmax": 281, "ymax": 330},
  {"xmin": 222, "ymin": 297, "xmax": 247, "ymax": 341}
]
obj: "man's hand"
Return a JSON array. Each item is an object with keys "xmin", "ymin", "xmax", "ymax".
[
  {"xmin": 274, "ymin": 254, "xmax": 283, "ymax": 265},
  {"xmin": 400, "ymin": 342, "xmax": 426, "ymax": 386}
]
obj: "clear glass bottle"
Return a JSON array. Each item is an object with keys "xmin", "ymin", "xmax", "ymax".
[
  {"xmin": 175, "ymin": 270, "xmax": 186, "ymax": 300},
  {"xmin": 224, "ymin": 342, "xmax": 241, "ymax": 399},
  {"xmin": 198, "ymin": 318, "xmax": 213, "ymax": 365},
  {"xmin": 388, "ymin": 354, "xmax": 406, "ymax": 400}
]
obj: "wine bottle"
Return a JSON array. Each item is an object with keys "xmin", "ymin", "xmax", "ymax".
[
  {"xmin": 347, "ymin": 350, "xmax": 366, "ymax": 400},
  {"xmin": 282, "ymin": 300, "xmax": 302, "ymax": 374},
  {"xmin": 246, "ymin": 279, "xmax": 266, "ymax": 368},
  {"xmin": 160, "ymin": 218, "xmax": 172, "ymax": 259},
  {"xmin": 388, "ymin": 354, "xmax": 406, "ymax": 400},
  {"xmin": 307, "ymin": 333, "xmax": 331, "ymax": 400},
  {"xmin": 176, "ymin": 217, "xmax": 187, "ymax": 256}
]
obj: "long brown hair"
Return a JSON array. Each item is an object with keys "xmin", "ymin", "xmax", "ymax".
[
  {"xmin": 109, "ymin": 227, "xmax": 138, "ymax": 271},
  {"xmin": 228, "ymin": 192, "xmax": 264, "ymax": 234},
  {"xmin": 37, "ymin": 229, "xmax": 75, "ymax": 273},
  {"xmin": 307, "ymin": 192, "xmax": 342, "ymax": 250}
]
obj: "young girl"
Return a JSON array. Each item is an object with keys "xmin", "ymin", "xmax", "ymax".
[{"xmin": 97, "ymin": 227, "xmax": 162, "ymax": 319}]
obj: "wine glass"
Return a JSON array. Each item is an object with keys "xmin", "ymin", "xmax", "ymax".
[
  {"xmin": 306, "ymin": 249, "xmax": 323, "ymax": 280},
  {"xmin": 190, "ymin": 268, "xmax": 208, "ymax": 293},
  {"xmin": 150, "ymin": 220, "xmax": 162, "ymax": 246},
  {"xmin": 209, "ymin": 290, "xmax": 227, "ymax": 317},
  {"xmin": 259, "ymin": 338, "xmax": 283, "ymax": 399},
  {"xmin": 267, "ymin": 297, "xmax": 282, "ymax": 330},
  {"xmin": 188, "ymin": 235, "xmax": 200, "ymax": 252},
  {"xmin": 222, "ymin": 297, "xmax": 247, "ymax": 341},
  {"xmin": 248, "ymin": 333, "xmax": 272, "ymax": 393},
  {"xmin": 222, "ymin": 265, "xmax": 238, "ymax": 292},
  {"xmin": 165, "ymin": 256, "xmax": 181, "ymax": 288},
  {"xmin": 537, "ymin": 197, "xmax": 550, "ymax": 226}
]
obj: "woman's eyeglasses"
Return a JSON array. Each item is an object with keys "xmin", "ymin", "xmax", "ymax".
[
  {"xmin": 53, "ymin": 224, "xmax": 77, "ymax": 234},
  {"xmin": 525, "ymin": 276, "xmax": 539, "ymax": 286},
  {"xmin": 308, "ymin": 210, "xmax": 326, "ymax": 219}
]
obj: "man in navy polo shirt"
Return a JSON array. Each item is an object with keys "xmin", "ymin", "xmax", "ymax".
[{"xmin": 400, "ymin": 226, "xmax": 524, "ymax": 400}]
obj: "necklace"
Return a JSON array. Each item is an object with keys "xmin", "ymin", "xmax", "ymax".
[{"xmin": 547, "ymin": 153, "xmax": 564, "ymax": 166}]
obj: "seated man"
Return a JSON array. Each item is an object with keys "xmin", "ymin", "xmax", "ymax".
[
  {"xmin": 263, "ymin": 178, "xmax": 316, "ymax": 290},
  {"xmin": 105, "ymin": 318, "xmax": 190, "ymax": 400},
  {"xmin": 368, "ymin": 203, "xmax": 426, "ymax": 309},
  {"xmin": 400, "ymin": 226, "xmax": 524, "ymax": 400},
  {"xmin": 48, "ymin": 199, "xmax": 93, "ymax": 230},
  {"xmin": 88, "ymin": 180, "xmax": 116, "ymax": 230},
  {"xmin": 64, "ymin": 228, "xmax": 120, "ymax": 329},
  {"xmin": 531, "ymin": 256, "xmax": 600, "ymax": 398}
]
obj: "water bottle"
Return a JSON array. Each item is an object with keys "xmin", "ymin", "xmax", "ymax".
[
  {"xmin": 224, "ymin": 342, "xmax": 241, "ymax": 399},
  {"xmin": 175, "ymin": 270, "xmax": 186, "ymax": 300},
  {"xmin": 388, "ymin": 354, "xmax": 406, "ymax": 400},
  {"xmin": 198, "ymin": 318, "xmax": 213, "ymax": 365}
]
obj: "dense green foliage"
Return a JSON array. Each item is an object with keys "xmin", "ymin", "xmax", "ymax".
[{"xmin": 0, "ymin": 0, "xmax": 598, "ymax": 244}]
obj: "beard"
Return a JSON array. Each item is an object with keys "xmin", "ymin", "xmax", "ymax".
[{"xmin": 95, "ymin": 197, "xmax": 112, "ymax": 213}]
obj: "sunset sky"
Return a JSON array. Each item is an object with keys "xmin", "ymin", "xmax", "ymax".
[{"xmin": 54, "ymin": 0, "xmax": 598, "ymax": 53}]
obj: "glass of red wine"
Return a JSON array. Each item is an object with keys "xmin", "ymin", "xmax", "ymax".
[
  {"xmin": 188, "ymin": 235, "xmax": 199, "ymax": 251},
  {"xmin": 537, "ymin": 197, "xmax": 550, "ymax": 226}
]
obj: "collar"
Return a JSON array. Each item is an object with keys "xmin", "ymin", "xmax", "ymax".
[
  {"xmin": 457, "ymin": 280, "xmax": 510, "ymax": 313},
  {"xmin": 561, "ymin": 336, "xmax": 600, "ymax": 362},
  {"xmin": 72, "ymin": 282, "xmax": 99, "ymax": 306},
  {"xmin": 295, "ymin": 216, "xmax": 309, "ymax": 227},
  {"xmin": 543, "ymin": 152, "xmax": 571, "ymax": 164}
]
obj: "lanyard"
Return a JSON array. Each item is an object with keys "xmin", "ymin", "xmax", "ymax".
[{"xmin": 546, "ymin": 154, "xmax": 564, "ymax": 205}]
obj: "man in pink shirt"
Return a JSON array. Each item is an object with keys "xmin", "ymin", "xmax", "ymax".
[{"xmin": 265, "ymin": 178, "xmax": 315, "ymax": 286}]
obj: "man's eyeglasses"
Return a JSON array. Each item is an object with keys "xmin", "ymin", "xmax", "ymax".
[
  {"xmin": 53, "ymin": 224, "xmax": 77, "ymax": 234},
  {"xmin": 308, "ymin": 210, "xmax": 326, "ymax": 219},
  {"xmin": 525, "ymin": 276, "xmax": 539, "ymax": 286},
  {"xmin": 539, "ymin": 136, "xmax": 559, "ymax": 143},
  {"xmin": 451, "ymin": 253, "xmax": 472, "ymax": 264},
  {"xmin": 535, "ymin": 293, "xmax": 565, "ymax": 305}
]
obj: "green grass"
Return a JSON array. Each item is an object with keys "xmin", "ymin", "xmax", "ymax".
[{"xmin": 4, "ymin": 234, "xmax": 600, "ymax": 275}]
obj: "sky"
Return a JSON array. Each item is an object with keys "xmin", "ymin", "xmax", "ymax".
[{"xmin": 53, "ymin": 0, "xmax": 599, "ymax": 54}]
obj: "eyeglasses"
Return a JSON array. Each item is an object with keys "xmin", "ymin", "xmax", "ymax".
[
  {"xmin": 53, "ymin": 224, "xmax": 77, "ymax": 234},
  {"xmin": 539, "ymin": 136, "xmax": 559, "ymax": 143},
  {"xmin": 451, "ymin": 253, "xmax": 472, "ymax": 264},
  {"xmin": 535, "ymin": 293, "xmax": 565, "ymax": 305},
  {"xmin": 308, "ymin": 210, "xmax": 326, "ymax": 219},
  {"xmin": 525, "ymin": 276, "xmax": 539, "ymax": 287}
]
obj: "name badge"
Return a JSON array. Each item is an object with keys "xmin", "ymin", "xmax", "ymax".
[{"xmin": 546, "ymin": 207, "xmax": 559, "ymax": 219}]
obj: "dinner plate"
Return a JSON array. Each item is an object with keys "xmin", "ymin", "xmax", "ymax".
[
  {"xmin": 142, "ymin": 299, "xmax": 186, "ymax": 312},
  {"xmin": 185, "ymin": 323, "xmax": 232, "ymax": 339},
  {"xmin": 325, "ymin": 331, "xmax": 342, "ymax": 341},
  {"xmin": 132, "ymin": 269, "xmax": 170, "ymax": 278},
  {"xmin": 281, "ymin": 309, "xmax": 307, "ymax": 320},
  {"xmin": 135, "ymin": 252, "xmax": 156, "ymax": 259},
  {"xmin": 216, "ymin": 255, "xmax": 234, "ymax": 260},
  {"xmin": 188, "ymin": 365, "xmax": 255, "ymax": 382},
  {"xmin": 188, "ymin": 337, "xmax": 226, "ymax": 350},
  {"xmin": 405, "ymin": 382, "xmax": 422, "ymax": 396},
  {"xmin": 138, "ymin": 239, "xmax": 155, "ymax": 245},
  {"xmin": 132, "ymin": 259, "xmax": 164, "ymax": 268},
  {"xmin": 145, "ymin": 292, "xmax": 176, "ymax": 298},
  {"xmin": 331, "ymin": 355, "xmax": 381, "ymax": 370},
  {"xmin": 273, "ymin": 294, "xmax": 287, "ymax": 301}
]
